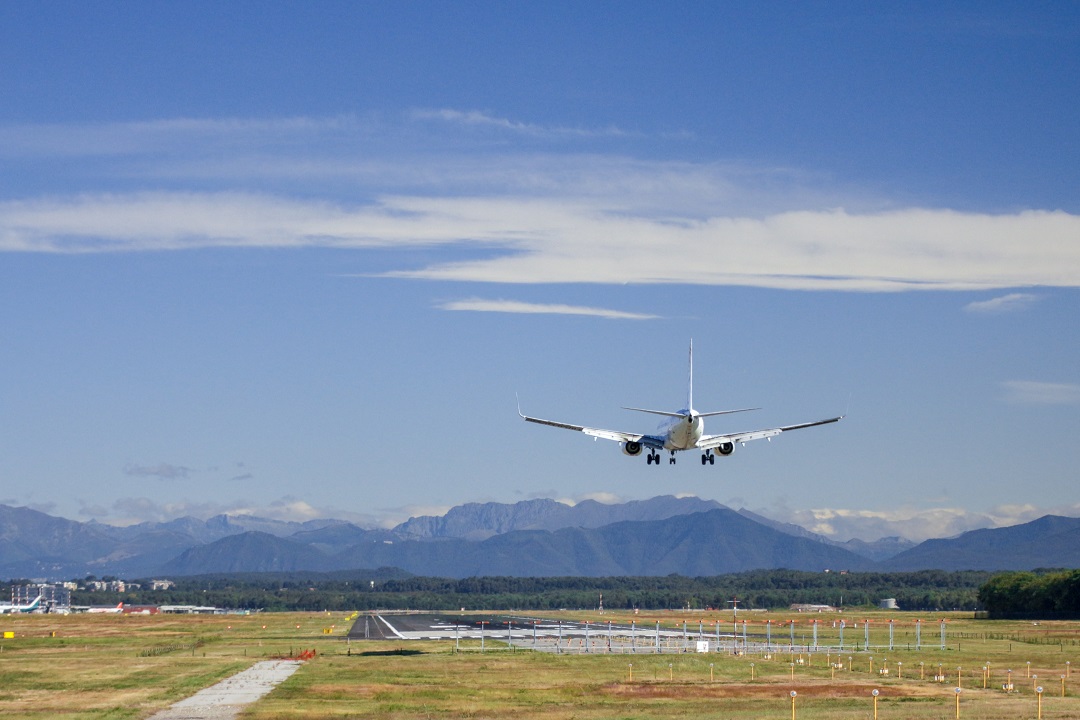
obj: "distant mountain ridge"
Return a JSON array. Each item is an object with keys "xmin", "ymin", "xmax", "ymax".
[
  {"xmin": 395, "ymin": 496, "xmax": 728, "ymax": 540},
  {"xmin": 0, "ymin": 497, "xmax": 1077, "ymax": 579}
]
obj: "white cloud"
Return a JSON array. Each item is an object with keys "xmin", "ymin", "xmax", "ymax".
[
  {"xmin": 411, "ymin": 108, "xmax": 630, "ymax": 138},
  {"xmin": 3, "ymin": 192, "xmax": 1078, "ymax": 291},
  {"xmin": 438, "ymin": 297, "xmax": 659, "ymax": 320},
  {"xmin": 77, "ymin": 495, "xmax": 384, "ymax": 527},
  {"xmin": 1002, "ymin": 380, "xmax": 1080, "ymax": 405},
  {"xmin": 762, "ymin": 503, "xmax": 1080, "ymax": 543},
  {"xmin": 964, "ymin": 292, "xmax": 1040, "ymax": 313}
]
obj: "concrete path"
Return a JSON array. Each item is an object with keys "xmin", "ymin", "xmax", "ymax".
[{"xmin": 146, "ymin": 659, "xmax": 302, "ymax": 720}]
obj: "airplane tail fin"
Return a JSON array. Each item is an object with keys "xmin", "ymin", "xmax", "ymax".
[
  {"xmin": 687, "ymin": 340, "xmax": 693, "ymax": 412},
  {"xmin": 622, "ymin": 341, "xmax": 759, "ymax": 419}
]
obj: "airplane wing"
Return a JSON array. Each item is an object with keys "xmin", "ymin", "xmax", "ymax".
[
  {"xmin": 517, "ymin": 408, "xmax": 667, "ymax": 449},
  {"xmin": 698, "ymin": 416, "xmax": 843, "ymax": 451}
]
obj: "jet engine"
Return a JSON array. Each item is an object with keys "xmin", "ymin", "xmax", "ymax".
[
  {"xmin": 716, "ymin": 441, "xmax": 735, "ymax": 456},
  {"xmin": 622, "ymin": 441, "xmax": 643, "ymax": 456}
]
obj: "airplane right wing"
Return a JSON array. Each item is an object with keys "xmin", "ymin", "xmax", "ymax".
[
  {"xmin": 517, "ymin": 408, "xmax": 667, "ymax": 449},
  {"xmin": 698, "ymin": 416, "xmax": 843, "ymax": 450}
]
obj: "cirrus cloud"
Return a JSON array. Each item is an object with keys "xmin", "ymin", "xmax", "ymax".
[
  {"xmin": 2, "ymin": 192, "xmax": 1078, "ymax": 292},
  {"xmin": 437, "ymin": 297, "xmax": 660, "ymax": 320}
]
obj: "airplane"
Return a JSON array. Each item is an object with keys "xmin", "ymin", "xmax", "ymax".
[
  {"xmin": 518, "ymin": 342, "xmax": 842, "ymax": 465},
  {"xmin": 0, "ymin": 595, "xmax": 41, "ymax": 613},
  {"xmin": 85, "ymin": 602, "xmax": 124, "ymax": 614}
]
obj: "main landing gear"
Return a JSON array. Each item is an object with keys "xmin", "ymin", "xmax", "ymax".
[
  {"xmin": 701, "ymin": 452, "xmax": 715, "ymax": 465},
  {"xmin": 646, "ymin": 451, "xmax": 661, "ymax": 465}
]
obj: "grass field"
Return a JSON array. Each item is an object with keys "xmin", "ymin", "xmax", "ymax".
[{"xmin": 1, "ymin": 609, "xmax": 1079, "ymax": 719}]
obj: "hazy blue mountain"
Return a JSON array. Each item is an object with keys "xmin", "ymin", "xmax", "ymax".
[
  {"xmin": 881, "ymin": 516, "xmax": 1080, "ymax": 571},
  {"xmin": 160, "ymin": 531, "xmax": 334, "ymax": 575},
  {"xmin": 2, "ymin": 500, "xmax": 1078, "ymax": 580},
  {"xmin": 0, "ymin": 505, "xmax": 118, "ymax": 578},
  {"xmin": 393, "ymin": 495, "xmax": 728, "ymax": 540},
  {"xmin": 279, "ymin": 508, "xmax": 875, "ymax": 578},
  {"xmin": 839, "ymin": 537, "xmax": 916, "ymax": 562},
  {"xmin": 736, "ymin": 508, "xmax": 914, "ymax": 561}
]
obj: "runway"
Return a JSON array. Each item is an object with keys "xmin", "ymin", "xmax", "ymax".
[{"xmin": 347, "ymin": 613, "xmax": 738, "ymax": 654}]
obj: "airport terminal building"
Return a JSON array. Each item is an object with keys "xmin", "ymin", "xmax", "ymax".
[{"xmin": 12, "ymin": 583, "xmax": 71, "ymax": 612}]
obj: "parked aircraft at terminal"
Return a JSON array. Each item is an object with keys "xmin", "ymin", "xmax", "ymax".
[
  {"xmin": 519, "ymin": 342, "xmax": 842, "ymax": 465},
  {"xmin": 0, "ymin": 595, "xmax": 41, "ymax": 613}
]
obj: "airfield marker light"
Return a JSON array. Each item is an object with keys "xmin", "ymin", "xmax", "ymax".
[
  {"xmin": 954, "ymin": 687, "xmax": 962, "ymax": 719},
  {"xmin": 872, "ymin": 689, "xmax": 880, "ymax": 720},
  {"xmin": 920, "ymin": 661, "xmax": 925, "ymax": 680},
  {"xmin": 710, "ymin": 663, "xmax": 714, "ymax": 682},
  {"xmin": 869, "ymin": 656, "xmax": 874, "ymax": 674},
  {"xmin": 957, "ymin": 666, "xmax": 962, "ymax": 688},
  {"xmin": 790, "ymin": 661, "xmax": 795, "ymax": 680},
  {"xmin": 1033, "ymin": 674, "xmax": 1038, "ymax": 693},
  {"xmin": 1036, "ymin": 686, "xmax": 1044, "ymax": 719},
  {"xmin": 849, "ymin": 656, "xmax": 853, "ymax": 672},
  {"xmin": 897, "ymin": 661, "xmax": 902, "ymax": 678},
  {"xmin": 1062, "ymin": 674, "xmax": 1067, "ymax": 697},
  {"xmin": 669, "ymin": 663, "xmax": 673, "ymax": 681},
  {"xmin": 790, "ymin": 690, "xmax": 797, "ymax": 720},
  {"xmin": 628, "ymin": 663, "xmax": 632, "ymax": 682},
  {"xmin": 1027, "ymin": 661, "xmax": 1032, "ymax": 678},
  {"xmin": 983, "ymin": 666, "xmax": 988, "ymax": 689},
  {"xmin": 751, "ymin": 662, "xmax": 755, "ymax": 681}
]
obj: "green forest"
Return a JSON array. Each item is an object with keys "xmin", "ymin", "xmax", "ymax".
[
  {"xmin": 978, "ymin": 569, "xmax": 1080, "ymax": 617},
  {"xmin": 16, "ymin": 568, "xmax": 995, "ymax": 612}
]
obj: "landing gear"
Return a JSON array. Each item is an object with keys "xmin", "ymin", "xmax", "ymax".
[
  {"xmin": 701, "ymin": 452, "xmax": 715, "ymax": 465},
  {"xmin": 646, "ymin": 452, "xmax": 660, "ymax": 465},
  {"xmin": 669, "ymin": 452, "xmax": 676, "ymax": 465}
]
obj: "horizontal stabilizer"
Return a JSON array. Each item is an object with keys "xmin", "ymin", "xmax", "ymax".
[{"xmin": 622, "ymin": 406, "xmax": 759, "ymax": 419}]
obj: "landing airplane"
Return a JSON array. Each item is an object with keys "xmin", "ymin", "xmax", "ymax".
[
  {"xmin": 519, "ymin": 342, "xmax": 842, "ymax": 465},
  {"xmin": 0, "ymin": 595, "xmax": 41, "ymax": 613}
]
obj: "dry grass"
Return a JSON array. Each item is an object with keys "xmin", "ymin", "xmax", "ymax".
[{"xmin": 1, "ymin": 610, "xmax": 1079, "ymax": 719}]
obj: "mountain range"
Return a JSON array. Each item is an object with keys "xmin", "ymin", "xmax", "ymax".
[{"xmin": 0, "ymin": 496, "xmax": 1076, "ymax": 580}]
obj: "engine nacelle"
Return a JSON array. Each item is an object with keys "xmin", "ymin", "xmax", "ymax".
[
  {"xmin": 623, "ymin": 441, "xmax": 643, "ymax": 456},
  {"xmin": 716, "ymin": 441, "xmax": 734, "ymax": 456}
]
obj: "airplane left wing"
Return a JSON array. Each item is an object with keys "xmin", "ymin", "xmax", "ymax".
[
  {"xmin": 518, "ymin": 408, "xmax": 667, "ymax": 449},
  {"xmin": 698, "ymin": 416, "xmax": 843, "ymax": 450}
]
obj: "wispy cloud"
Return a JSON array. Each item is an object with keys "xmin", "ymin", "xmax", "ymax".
[
  {"xmin": 964, "ymin": 292, "xmax": 1040, "ymax": 313},
  {"xmin": 411, "ymin": 108, "xmax": 630, "ymax": 139},
  {"xmin": 2, "ymin": 115, "xmax": 1079, "ymax": 292},
  {"xmin": 123, "ymin": 463, "xmax": 194, "ymax": 480},
  {"xmin": 763, "ymin": 502, "xmax": 1080, "ymax": 542},
  {"xmin": 77, "ymin": 495, "xmax": 386, "ymax": 527},
  {"xmin": 3, "ymin": 193, "xmax": 1079, "ymax": 292},
  {"xmin": 1002, "ymin": 380, "xmax": 1080, "ymax": 405},
  {"xmin": 438, "ymin": 297, "xmax": 659, "ymax": 320}
]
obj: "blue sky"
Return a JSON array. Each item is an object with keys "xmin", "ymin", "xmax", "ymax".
[{"xmin": 0, "ymin": 2, "xmax": 1077, "ymax": 542}]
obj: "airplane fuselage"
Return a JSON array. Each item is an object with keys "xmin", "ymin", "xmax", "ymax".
[{"xmin": 660, "ymin": 410, "xmax": 703, "ymax": 451}]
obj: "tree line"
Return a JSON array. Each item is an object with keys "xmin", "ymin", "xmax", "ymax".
[
  {"xmin": 2, "ymin": 568, "xmax": 994, "ymax": 612},
  {"xmin": 978, "ymin": 569, "xmax": 1080, "ymax": 618}
]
